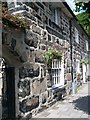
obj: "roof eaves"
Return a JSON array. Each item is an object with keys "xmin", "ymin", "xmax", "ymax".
[{"xmin": 63, "ymin": 2, "xmax": 90, "ymax": 41}]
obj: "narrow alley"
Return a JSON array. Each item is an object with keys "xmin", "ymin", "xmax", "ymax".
[{"xmin": 33, "ymin": 82, "xmax": 90, "ymax": 118}]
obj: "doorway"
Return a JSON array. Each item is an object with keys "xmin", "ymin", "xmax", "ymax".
[{"xmin": 2, "ymin": 64, "xmax": 16, "ymax": 119}]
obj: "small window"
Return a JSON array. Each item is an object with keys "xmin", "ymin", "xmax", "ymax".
[
  {"xmin": 52, "ymin": 59, "xmax": 61, "ymax": 85},
  {"xmin": 48, "ymin": 34, "xmax": 51, "ymax": 41},
  {"xmin": 76, "ymin": 59, "xmax": 80, "ymax": 73},
  {"xmin": 51, "ymin": 8, "xmax": 61, "ymax": 25},
  {"xmin": 75, "ymin": 28, "xmax": 79, "ymax": 43},
  {"xmin": 86, "ymin": 41, "xmax": 88, "ymax": 51}
]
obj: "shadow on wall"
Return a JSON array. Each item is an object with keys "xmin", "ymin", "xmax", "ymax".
[{"xmin": 72, "ymin": 95, "xmax": 90, "ymax": 115}]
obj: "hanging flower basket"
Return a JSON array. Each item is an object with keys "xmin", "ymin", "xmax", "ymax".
[{"xmin": 45, "ymin": 48, "xmax": 62, "ymax": 67}]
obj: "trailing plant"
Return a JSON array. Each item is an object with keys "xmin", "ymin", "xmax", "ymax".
[{"xmin": 45, "ymin": 48, "xmax": 62, "ymax": 66}]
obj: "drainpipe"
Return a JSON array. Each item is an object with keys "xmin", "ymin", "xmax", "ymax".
[{"xmin": 69, "ymin": 19, "xmax": 76, "ymax": 94}]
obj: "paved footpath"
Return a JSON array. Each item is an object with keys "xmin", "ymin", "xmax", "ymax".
[{"xmin": 33, "ymin": 82, "xmax": 90, "ymax": 118}]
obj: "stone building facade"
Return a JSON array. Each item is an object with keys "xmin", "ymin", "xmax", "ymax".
[{"xmin": 1, "ymin": 1, "xmax": 90, "ymax": 119}]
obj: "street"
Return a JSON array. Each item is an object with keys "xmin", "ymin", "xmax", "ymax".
[{"xmin": 33, "ymin": 82, "xmax": 90, "ymax": 118}]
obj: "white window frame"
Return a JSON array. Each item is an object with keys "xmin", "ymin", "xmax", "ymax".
[
  {"xmin": 55, "ymin": 9, "xmax": 58, "ymax": 25},
  {"xmin": 76, "ymin": 59, "xmax": 80, "ymax": 73},
  {"xmin": 75, "ymin": 28, "xmax": 79, "ymax": 44},
  {"xmin": 52, "ymin": 59, "xmax": 61, "ymax": 85},
  {"xmin": 86, "ymin": 40, "xmax": 89, "ymax": 51}
]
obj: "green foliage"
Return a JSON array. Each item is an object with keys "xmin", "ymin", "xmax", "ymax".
[
  {"xmin": 45, "ymin": 48, "xmax": 62, "ymax": 66},
  {"xmin": 80, "ymin": 59, "xmax": 89, "ymax": 65},
  {"xmin": 75, "ymin": 1, "xmax": 90, "ymax": 13},
  {"xmin": 75, "ymin": 1, "xmax": 90, "ymax": 36},
  {"xmin": 76, "ymin": 12, "xmax": 90, "ymax": 36}
]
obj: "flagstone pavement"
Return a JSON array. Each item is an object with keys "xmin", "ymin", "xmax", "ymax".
[{"xmin": 33, "ymin": 82, "xmax": 90, "ymax": 118}]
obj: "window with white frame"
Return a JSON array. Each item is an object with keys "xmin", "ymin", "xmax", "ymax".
[
  {"xmin": 52, "ymin": 59, "xmax": 61, "ymax": 85},
  {"xmin": 76, "ymin": 59, "xmax": 80, "ymax": 73},
  {"xmin": 86, "ymin": 40, "xmax": 89, "ymax": 51},
  {"xmin": 75, "ymin": 28, "xmax": 79, "ymax": 43}
]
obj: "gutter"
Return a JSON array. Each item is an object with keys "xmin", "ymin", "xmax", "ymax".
[
  {"xmin": 69, "ymin": 20, "xmax": 73, "ymax": 83},
  {"xmin": 69, "ymin": 19, "xmax": 77, "ymax": 94}
]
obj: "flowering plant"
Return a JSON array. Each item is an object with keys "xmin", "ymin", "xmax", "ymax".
[{"xmin": 45, "ymin": 48, "xmax": 62, "ymax": 66}]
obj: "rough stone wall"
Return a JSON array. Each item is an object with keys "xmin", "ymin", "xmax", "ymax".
[
  {"xmin": 71, "ymin": 22, "xmax": 89, "ymax": 86},
  {"xmin": 2, "ymin": 22, "xmax": 70, "ymax": 118},
  {"xmin": 17, "ymin": 27, "xmax": 70, "ymax": 117},
  {"xmin": 2, "ymin": 1, "xmax": 89, "ymax": 118}
]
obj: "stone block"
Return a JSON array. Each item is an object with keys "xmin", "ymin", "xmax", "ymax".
[
  {"xmin": 18, "ymin": 79, "xmax": 30, "ymax": 98},
  {"xmin": 28, "ymin": 48, "xmax": 35, "ymax": 62},
  {"xmin": 19, "ymin": 96, "xmax": 39, "ymax": 113},
  {"xmin": 33, "ymin": 64, "xmax": 40, "ymax": 77},
  {"xmin": 67, "ymin": 59, "xmax": 71, "ymax": 67},
  {"xmin": 19, "ymin": 63, "xmax": 40, "ymax": 79},
  {"xmin": 19, "ymin": 65, "xmax": 34, "ymax": 78},
  {"xmin": 40, "ymin": 38, "xmax": 47, "ymax": 45},
  {"xmin": 41, "ymin": 30, "xmax": 47, "ymax": 37},
  {"xmin": 24, "ymin": 113, "xmax": 32, "ymax": 119},
  {"xmin": 38, "ymin": 20, "xmax": 44, "ymax": 28},
  {"xmin": 20, "ymin": 51, "xmax": 28, "ymax": 62},
  {"xmin": 42, "ymin": 95, "xmax": 47, "ymax": 104},
  {"xmin": 40, "ymin": 44, "xmax": 46, "ymax": 50},
  {"xmin": 48, "ymin": 41, "xmax": 53, "ymax": 47},
  {"xmin": 25, "ymin": 30, "xmax": 38, "ymax": 48},
  {"xmin": 35, "ymin": 50, "xmax": 45, "ymax": 63},
  {"xmin": 31, "ymin": 24, "xmax": 41, "ymax": 35},
  {"xmin": 47, "ymin": 80, "xmax": 52, "ymax": 88},
  {"xmin": 32, "ymin": 78, "xmax": 47, "ymax": 95},
  {"xmin": 65, "ymin": 73, "xmax": 72, "ymax": 81},
  {"xmin": 52, "ymin": 42, "xmax": 61, "ymax": 51}
]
